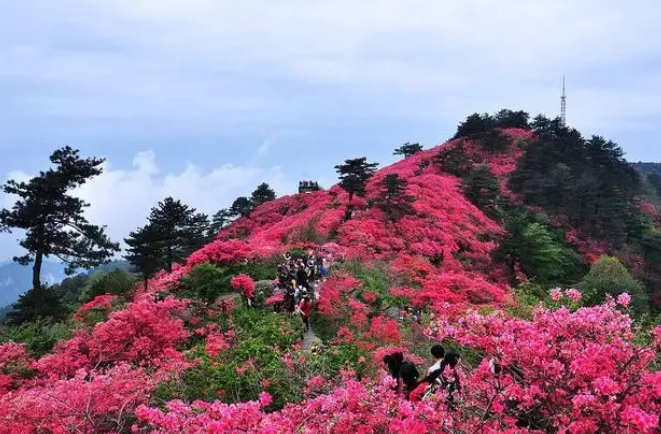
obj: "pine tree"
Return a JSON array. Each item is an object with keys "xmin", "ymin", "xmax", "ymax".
[
  {"xmin": 230, "ymin": 196, "xmax": 253, "ymax": 219},
  {"xmin": 493, "ymin": 109, "xmax": 530, "ymax": 129},
  {"xmin": 147, "ymin": 197, "xmax": 209, "ymax": 272},
  {"xmin": 250, "ymin": 183, "xmax": 276, "ymax": 208},
  {"xmin": 334, "ymin": 157, "xmax": 379, "ymax": 203},
  {"xmin": 208, "ymin": 208, "xmax": 234, "ymax": 238},
  {"xmin": 0, "ymin": 147, "xmax": 119, "ymax": 291},
  {"xmin": 393, "ymin": 143, "xmax": 423, "ymax": 158},
  {"xmin": 5, "ymin": 286, "xmax": 67, "ymax": 326},
  {"xmin": 124, "ymin": 224, "xmax": 162, "ymax": 289},
  {"xmin": 462, "ymin": 165, "xmax": 500, "ymax": 218},
  {"xmin": 453, "ymin": 113, "xmax": 495, "ymax": 139},
  {"xmin": 373, "ymin": 174, "xmax": 416, "ymax": 222}
]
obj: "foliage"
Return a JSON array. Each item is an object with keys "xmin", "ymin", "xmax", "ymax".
[
  {"xmin": 494, "ymin": 211, "xmax": 582, "ymax": 285},
  {"xmin": 136, "ymin": 299, "xmax": 661, "ymax": 433},
  {"xmin": 250, "ymin": 183, "xmax": 277, "ymax": 208},
  {"xmin": 124, "ymin": 223, "xmax": 162, "ymax": 288},
  {"xmin": 4, "ymin": 286, "xmax": 68, "ymax": 326},
  {"xmin": 334, "ymin": 157, "xmax": 379, "ymax": 202},
  {"xmin": 178, "ymin": 263, "xmax": 234, "ymax": 304},
  {"xmin": 461, "ymin": 164, "xmax": 501, "ymax": 218},
  {"xmin": 231, "ymin": 196, "xmax": 253, "ymax": 219},
  {"xmin": 372, "ymin": 173, "xmax": 416, "ymax": 222},
  {"xmin": 208, "ymin": 208, "xmax": 234, "ymax": 237},
  {"xmin": 393, "ymin": 142, "xmax": 423, "ymax": 158},
  {"xmin": 0, "ymin": 146, "xmax": 119, "ymax": 290},
  {"xmin": 79, "ymin": 269, "xmax": 137, "ymax": 303},
  {"xmin": 0, "ymin": 320, "xmax": 73, "ymax": 357},
  {"xmin": 509, "ymin": 132, "xmax": 642, "ymax": 248},
  {"xmin": 154, "ymin": 306, "xmax": 305, "ymax": 409},
  {"xmin": 579, "ymin": 256, "xmax": 650, "ymax": 316},
  {"xmin": 148, "ymin": 197, "xmax": 210, "ymax": 272}
]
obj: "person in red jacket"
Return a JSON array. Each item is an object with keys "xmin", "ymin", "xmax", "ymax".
[{"xmin": 298, "ymin": 293, "xmax": 312, "ymax": 332}]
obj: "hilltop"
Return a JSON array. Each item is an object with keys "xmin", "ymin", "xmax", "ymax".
[{"xmin": 0, "ymin": 110, "xmax": 660, "ymax": 433}]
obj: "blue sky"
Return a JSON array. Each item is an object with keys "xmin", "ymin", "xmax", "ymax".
[{"xmin": 2, "ymin": 0, "xmax": 661, "ymax": 261}]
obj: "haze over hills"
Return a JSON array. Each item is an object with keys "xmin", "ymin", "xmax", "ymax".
[
  {"xmin": 0, "ymin": 260, "xmax": 133, "ymax": 308},
  {"xmin": 0, "ymin": 261, "xmax": 67, "ymax": 307}
]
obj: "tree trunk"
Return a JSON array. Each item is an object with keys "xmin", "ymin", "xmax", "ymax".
[
  {"xmin": 144, "ymin": 277, "xmax": 149, "ymax": 292},
  {"xmin": 166, "ymin": 244, "xmax": 172, "ymax": 272},
  {"xmin": 33, "ymin": 251, "xmax": 43, "ymax": 290}
]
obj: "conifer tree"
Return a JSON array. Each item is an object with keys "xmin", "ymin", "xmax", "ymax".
[
  {"xmin": 334, "ymin": 157, "xmax": 379, "ymax": 203},
  {"xmin": 0, "ymin": 147, "xmax": 119, "ymax": 291},
  {"xmin": 5, "ymin": 285, "xmax": 67, "ymax": 326},
  {"xmin": 393, "ymin": 143, "xmax": 423, "ymax": 158},
  {"xmin": 230, "ymin": 196, "xmax": 253, "ymax": 219},
  {"xmin": 250, "ymin": 183, "xmax": 276, "ymax": 208},
  {"xmin": 462, "ymin": 165, "xmax": 501, "ymax": 217},
  {"xmin": 208, "ymin": 208, "xmax": 234, "ymax": 237},
  {"xmin": 124, "ymin": 224, "xmax": 162, "ymax": 289},
  {"xmin": 147, "ymin": 197, "xmax": 209, "ymax": 272},
  {"xmin": 373, "ymin": 174, "xmax": 416, "ymax": 222}
]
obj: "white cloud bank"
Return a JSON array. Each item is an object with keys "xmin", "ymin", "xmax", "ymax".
[{"xmin": 0, "ymin": 151, "xmax": 294, "ymax": 259}]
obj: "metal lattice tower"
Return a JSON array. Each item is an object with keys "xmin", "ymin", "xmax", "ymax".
[{"xmin": 560, "ymin": 75, "xmax": 567, "ymax": 126}]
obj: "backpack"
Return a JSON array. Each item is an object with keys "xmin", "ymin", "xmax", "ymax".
[{"xmin": 399, "ymin": 361, "xmax": 420, "ymax": 389}]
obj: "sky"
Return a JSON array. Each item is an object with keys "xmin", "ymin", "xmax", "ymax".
[{"xmin": 1, "ymin": 0, "xmax": 661, "ymax": 261}]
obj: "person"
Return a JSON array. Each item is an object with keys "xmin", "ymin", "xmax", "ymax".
[
  {"xmin": 296, "ymin": 265, "xmax": 308, "ymax": 289},
  {"xmin": 440, "ymin": 352, "xmax": 462, "ymax": 406},
  {"xmin": 428, "ymin": 344, "xmax": 445, "ymax": 375},
  {"xmin": 409, "ymin": 344, "xmax": 445, "ymax": 402},
  {"xmin": 383, "ymin": 352, "xmax": 404, "ymax": 393},
  {"xmin": 298, "ymin": 293, "xmax": 312, "ymax": 332},
  {"xmin": 399, "ymin": 358, "xmax": 420, "ymax": 399}
]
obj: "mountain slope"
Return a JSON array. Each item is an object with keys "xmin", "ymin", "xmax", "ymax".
[
  {"xmin": 151, "ymin": 131, "xmax": 542, "ymax": 307},
  {"xmin": 1, "ymin": 119, "xmax": 660, "ymax": 433}
]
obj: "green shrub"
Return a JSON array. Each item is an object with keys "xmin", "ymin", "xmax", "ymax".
[
  {"xmin": 579, "ymin": 256, "xmax": 650, "ymax": 316},
  {"xmin": 0, "ymin": 320, "xmax": 73, "ymax": 357},
  {"xmin": 179, "ymin": 263, "xmax": 233, "ymax": 304},
  {"xmin": 79, "ymin": 270, "xmax": 137, "ymax": 303}
]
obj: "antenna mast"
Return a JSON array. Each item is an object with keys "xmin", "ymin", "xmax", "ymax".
[{"xmin": 560, "ymin": 75, "xmax": 567, "ymax": 126}]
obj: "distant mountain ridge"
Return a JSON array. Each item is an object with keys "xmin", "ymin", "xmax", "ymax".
[
  {"xmin": 0, "ymin": 261, "xmax": 67, "ymax": 307},
  {"xmin": 0, "ymin": 260, "xmax": 133, "ymax": 308},
  {"xmin": 632, "ymin": 162, "xmax": 661, "ymax": 177}
]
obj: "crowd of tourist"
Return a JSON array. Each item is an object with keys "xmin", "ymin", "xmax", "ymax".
[{"xmin": 269, "ymin": 250, "xmax": 329, "ymax": 332}]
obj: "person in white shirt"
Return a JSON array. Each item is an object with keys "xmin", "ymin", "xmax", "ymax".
[{"xmin": 427, "ymin": 344, "xmax": 445, "ymax": 376}]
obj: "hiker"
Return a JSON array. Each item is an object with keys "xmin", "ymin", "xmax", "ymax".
[
  {"xmin": 298, "ymin": 293, "xmax": 312, "ymax": 332},
  {"xmin": 410, "ymin": 349, "xmax": 461, "ymax": 405},
  {"xmin": 383, "ymin": 352, "xmax": 419, "ymax": 398},
  {"xmin": 409, "ymin": 344, "xmax": 445, "ymax": 402},
  {"xmin": 440, "ymin": 351, "xmax": 462, "ymax": 405},
  {"xmin": 296, "ymin": 265, "xmax": 308, "ymax": 289},
  {"xmin": 383, "ymin": 352, "xmax": 404, "ymax": 393},
  {"xmin": 428, "ymin": 344, "xmax": 445, "ymax": 375}
]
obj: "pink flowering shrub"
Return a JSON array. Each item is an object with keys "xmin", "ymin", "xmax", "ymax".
[
  {"xmin": 0, "ymin": 363, "xmax": 153, "ymax": 434},
  {"xmin": 231, "ymin": 274, "xmax": 256, "ymax": 299},
  {"xmin": 428, "ymin": 300, "xmax": 661, "ymax": 433}
]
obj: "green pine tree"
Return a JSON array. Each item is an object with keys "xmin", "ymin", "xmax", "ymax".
[
  {"xmin": 5, "ymin": 286, "xmax": 67, "ymax": 326},
  {"xmin": 334, "ymin": 157, "xmax": 379, "ymax": 203},
  {"xmin": 373, "ymin": 174, "xmax": 416, "ymax": 222},
  {"xmin": 124, "ymin": 224, "xmax": 162, "ymax": 289},
  {"xmin": 230, "ymin": 196, "xmax": 253, "ymax": 219},
  {"xmin": 393, "ymin": 143, "xmax": 423, "ymax": 158},
  {"xmin": 0, "ymin": 147, "xmax": 119, "ymax": 291},
  {"xmin": 147, "ymin": 197, "xmax": 210, "ymax": 272},
  {"xmin": 208, "ymin": 208, "xmax": 235, "ymax": 238},
  {"xmin": 250, "ymin": 183, "xmax": 276, "ymax": 208}
]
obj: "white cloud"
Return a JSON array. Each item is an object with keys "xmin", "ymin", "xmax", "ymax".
[
  {"xmin": 3, "ymin": 0, "xmax": 661, "ymax": 133},
  {"xmin": 1, "ymin": 151, "xmax": 294, "ymax": 258}
]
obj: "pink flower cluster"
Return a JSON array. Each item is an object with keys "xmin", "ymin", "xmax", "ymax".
[{"xmin": 231, "ymin": 274, "xmax": 256, "ymax": 299}]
